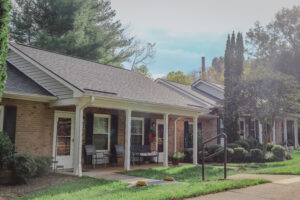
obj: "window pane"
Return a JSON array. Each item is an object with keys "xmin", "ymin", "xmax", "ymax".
[
  {"xmin": 93, "ymin": 134, "xmax": 108, "ymax": 150},
  {"xmin": 57, "ymin": 118, "xmax": 71, "ymax": 136},
  {"xmin": 131, "ymin": 135, "xmax": 142, "ymax": 145},
  {"xmin": 131, "ymin": 120, "xmax": 142, "ymax": 135},
  {"xmin": 94, "ymin": 117, "xmax": 108, "ymax": 134}
]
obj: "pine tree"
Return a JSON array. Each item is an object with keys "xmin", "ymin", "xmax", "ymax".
[
  {"xmin": 223, "ymin": 32, "xmax": 244, "ymax": 143},
  {"xmin": 11, "ymin": 0, "xmax": 135, "ymax": 67},
  {"xmin": 0, "ymin": 0, "xmax": 10, "ymax": 100}
]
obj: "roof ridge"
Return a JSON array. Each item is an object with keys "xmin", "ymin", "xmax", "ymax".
[{"xmin": 9, "ymin": 41, "xmax": 134, "ymax": 73}]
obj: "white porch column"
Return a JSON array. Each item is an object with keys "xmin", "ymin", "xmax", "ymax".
[
  {"xmin": 258, "ymin": 123, "xmax": 263, "ymax": 144},
  {"xmin": 74, "ymin": 105, "xmax": 84, "ymax": 177},
  {"xmin": 294, "ymin": 119, "xmax": 298, "ymax": 147},
  {"xmin": 284, "ymin": 118, "xmax": 287, "ymax": 145},
  {"xmin": 124, "ymin": 109, "xmax": 132, "ymax": 170},
  {"xmin": 193, "ymin": 116, "xmax": 198, "ymax": 165},
  {"xmin": 163, "ymin": 113, "xmax": 169, "ymax": 167},
  {"xmin": 272, "ymin": 121, "xmax": 276, "ymax": 145}
]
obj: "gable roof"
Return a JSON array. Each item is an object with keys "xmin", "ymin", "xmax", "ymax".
[
  {"xmin": 156, "ymin": 79, "xmax": 216, "ymax": 107},
  {"xmin": 8, "ymin": 42, "xmax": 207, "ymax": 110},
  {"xmin": 157, "ymin": 78, "xmax": 224, "ymax": 107},
  {"xmin": 5, "ymin": 62, "xmax": 54, "ymax": 97}
]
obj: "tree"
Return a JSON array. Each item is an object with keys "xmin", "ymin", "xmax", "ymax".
[
  {"xmin": 246, "ymin": 6, "xmax": 300, "ymax": 80},
  {"xmin": 10, "ymin": 0, "xmax": 154, "ymax": 67},
  {"xmin": 223, "ymin": 32, "xmax": 244, "ymax": 143},
  {"xmin": 238, "ymin": 67, "xmax": 300, "ymax": 153},
  {"xmin": 132, "ymin": 65, "xmax": 152, "ymax": 79},
  {"xmin": 130, "ymin": 41, "xmax": 156, "ymax": 69},
  {"xmin": 166, "ymin": 71, "xmax": 192, "ymax": 85},
  {"xmin": 0, "ymin": 0, "xmax": 10, "ymax": 100}
]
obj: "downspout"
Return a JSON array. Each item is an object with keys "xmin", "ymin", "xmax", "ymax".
[
  {"xmin": 174, "ymin": 117, "xmax": 183, "ymax": 153},
  {"xmin": 75, "ymin": 96, "xmax": 95, "ymax": 177}
]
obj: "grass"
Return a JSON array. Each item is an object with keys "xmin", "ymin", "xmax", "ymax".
[
  {"xmin": 225, "ymin": 151, "xmax": 300, "ymax": 175},
  {"xmin": 16, "ymin": 176, "xmax": 268, "ymax": 200},
  {"xmin": 120, "ymin": 164, "xmax": 235, "ymax": 182}
]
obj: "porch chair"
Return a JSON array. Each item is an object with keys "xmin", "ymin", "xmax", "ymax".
[{"xmin": 85, "ymin": 145, "xmax": 100, "ymax": 168}]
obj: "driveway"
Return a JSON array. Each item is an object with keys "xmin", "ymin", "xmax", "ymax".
[{"xmin": 188, "ymin": 174, "xmax": 300, "ymax": 200}]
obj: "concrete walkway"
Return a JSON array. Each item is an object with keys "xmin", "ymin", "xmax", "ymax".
[
  {"xmin": 188, "ymin": 174, "xmax": 300, "ymax": 200},
  {"xmin": 83, "ymin": 170, "xmax": 180, "ymax": 187}
]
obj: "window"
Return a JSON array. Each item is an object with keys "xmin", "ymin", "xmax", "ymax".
[
  {"xmin": 0, "ymin": 105, "xmax": 4, "ymax": 131},
  {"xmin": 93, "ymin": 114, "xmax": 111, "ymax": 151},
  {"xmin": 131, "ymin": 117, "xmax": 144, "ymax": 145},
  {"xmin": 239, "ymin": 119, "xmax": 245, "ymax": 138}
]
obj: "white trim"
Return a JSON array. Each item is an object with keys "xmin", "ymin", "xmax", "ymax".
[
  {"xmin": 9, "ymin": 44, "xmax": 83, "ymax": 97},
  {"xmin": 272, "ymin": 122, "xmax": 276, "ymax": 145},
  {"xmin": 193, "ymin": 116, "xmax": 198, "ymax": 165},
  {"xmin": 155, "ymin": 79, "xmax": 213, "ymax": 107},
  {"xmin": 163, "ymin": 113, "xmax": 169, "ymax": 167},
  {"xmin": 93, "ymin": 114, "xmax": 111, "ymax": 151},
  {"xmin": 52, "ymin": 111, "xmax": 75, "ymax": 170},
  {"xmin": 124, "ymin": 109, "xmax": 132, "ymax": 170},
  {"xmin": 0, "ymin": 105, "xmax": 4, "ymax": 131},
  {"xmin": 191, "ymin": 79, "xmax": 224, "ymax": 92},
  {"xmin": 3, "ymin": 91, "xmax": 57, "ymax": 102},
  {"xmin": 131, "ymin": 117, "xmax": 145, "ymax": 145}
]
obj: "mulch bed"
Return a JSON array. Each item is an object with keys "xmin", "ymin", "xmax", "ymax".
[{"xmin": 0, "ymin": 173, "xmax": 78, "ymax": 200}]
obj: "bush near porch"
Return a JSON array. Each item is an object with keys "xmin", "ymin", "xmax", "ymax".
[
  {"xmin": 0, "ymin": 132, "xmax": 52, "ymax": 184},
  {"xmin": 200, "ymin": 138, "xmax": 290, "ymax": 164}
]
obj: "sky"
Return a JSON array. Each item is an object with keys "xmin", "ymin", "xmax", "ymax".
[{"xmin": 110, "ymin": 0, "xmax": 300, "ymax": 78}]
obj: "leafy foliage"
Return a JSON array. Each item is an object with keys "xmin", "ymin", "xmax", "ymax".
[
  {"xmin": 223, "ymin": 32, "xmax": 244, "ymax": 143},
  {"xmin": 232, "ymin": 147, "xmax": 248, "ymax": 163},
  {"xmin": 0, "ymin": 132, "xmax": 13, "ymax": 169},
  {"xmin": 11, "ymin": 0, "xmax": 155, "ymax": 68},
  {"xmin": 11, "ymin": 153, "xmax": 37, "ymax": 184},
  {"xmin": 250, "ymin": 149, "xmax": 264, "ymax": 162},
  {"xmin": 166, "ymin": 71, "xmax": 192, "ymax": 84},
  {"xmin": 271, "ymin": 145, "xmax": 286, "ymax": 161},
  {"xmin": 0, "ymin": 0, "xmax": 10, "ymax": 100},
  {"xmin": 34, "ymin": 156, "xmax": 52, "ymax": 176}
]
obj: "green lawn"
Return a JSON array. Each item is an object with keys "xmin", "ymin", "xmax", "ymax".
[
  {"xmin": 120, "ymin": 164, "xmax": 235, "ymax": 182},
  {"xmin": 226, "ymin": 151, "xmax": 300, "ymax": 175},
  {"xmin": 16, "ymin": 176, "xmax": 267, "ymax": 200}
]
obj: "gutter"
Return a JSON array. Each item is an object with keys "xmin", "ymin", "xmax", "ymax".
[{"xmin": 3, "ymin": 91, "xmax": 57, "ymax": 102}]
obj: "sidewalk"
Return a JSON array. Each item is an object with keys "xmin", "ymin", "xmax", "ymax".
[{"xmin": 187, "ymin": 174, "xmax": 300, "ymax": 200}]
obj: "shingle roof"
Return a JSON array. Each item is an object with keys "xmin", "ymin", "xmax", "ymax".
[
  {"xmin": 9, "ymin": 43, "xmax": 207, "ymax": 110},
  {"xmin": 5, "ymin": 62, "xmax": 53, "ymax": 96},
  {"xmin": 157, "ymin": 79, "xmax": 217, "ymax": 106}
]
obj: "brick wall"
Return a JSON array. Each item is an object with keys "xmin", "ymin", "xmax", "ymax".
[{"xmin": 1, "ymin": 98, "xmax": 75, "ymax": 157}]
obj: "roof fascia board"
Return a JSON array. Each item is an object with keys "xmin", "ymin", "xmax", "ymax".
[
  {"xmin": 3, "ymin": 91, "xmax": 57, "ymax": 102},
  {"xmin": 192, "ymin": 79, "xmax": 224, "ymax": 92},
  {"xmin": 9, "ymin": 45, "xmax": 84, "ymax": 97}
]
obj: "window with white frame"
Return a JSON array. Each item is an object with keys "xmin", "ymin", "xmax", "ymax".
[
  {"xmin": 93, "ymin": 114, "xmax": 111, "ymax": 151},
  {"xmin": 239, "ymin": 119, "xmax": 245, "ymax": 138},
  {"xmin": 131, "ymin": 117, "xmax": 144, "ymax": 145},
  {"xmin": 0, "ymin": 106, "xmax": 4, "ymax": 131}
]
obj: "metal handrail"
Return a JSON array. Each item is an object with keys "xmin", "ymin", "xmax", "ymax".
[{"xmin": 201, "ymin": 133, "xmax": 227, "ymax": 181}]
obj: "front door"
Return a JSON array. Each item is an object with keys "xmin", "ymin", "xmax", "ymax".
[{"xmin": 53, "ymin": 111, "xmax": 75, "ymax": 169}]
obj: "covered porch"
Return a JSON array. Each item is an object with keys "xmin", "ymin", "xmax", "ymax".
[{"xmin": 51, "ymin": 96, "xmax": 205, "ymax": 176}]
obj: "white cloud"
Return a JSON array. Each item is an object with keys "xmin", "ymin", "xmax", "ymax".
[{"xmin": 152, "ymin": 73, "xmax": 166, "ymax": 80}]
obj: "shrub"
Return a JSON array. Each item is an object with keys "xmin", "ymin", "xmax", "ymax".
[
  {"xmin": 34, "ymin": 156, "xmax": 52, "ymax": 176},
  {"xmin": 271, "ymin": 145, "xmax": 286, "ymax": 161},
  {"xmin": 227, "ymin": 143, "xmax": 240, "ymax": 149},
  {"xmin": 0, "ymin": 132, "xmax": 14, "ymax": 169},
  {"xmin": 198, "ymin": 150, "xmax": 208, "ymax": 162},
  {"xmin": 267, "ymin": 143, "xmax": 274, "ymax": 152},
  {"xmin": 235, "ymin": 140, "xmax": 251, "ymax": 151},
  {"xmin": 245, "ymin": 137, "xmax": 258, "ymax": 150},
  {"xmin": 216, "ymin": 147, "xmax": 234, "ymax": 163},
  {"xmin": 11, "ymin": 153, "xmax": 37, "ymax": 184},
  {"xmin": 232, "ymin": 147, "xmax": 248, "ymax": 163},
  {"xmin": 264, "ymin": 152, "xmax": 275, "ymax": 162},
  {"xmin": 250, "ymin": 149, "xmax": 264, "ymax": 162},
  {"xmin": 285, "ymin": 153, "xmax": 292, "ymax": 160},
  {"xmin": 205, "ymin": 144, "xmax": 222, "ymax": 155},
  {"xmin": 183, "ymin": 149, "xmax": 193, "ymax": 163}
]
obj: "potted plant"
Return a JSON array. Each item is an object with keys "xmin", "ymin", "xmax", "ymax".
[{"xmin": 171, "ymin": 152, "xmax": 184, "ymax": 165}]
